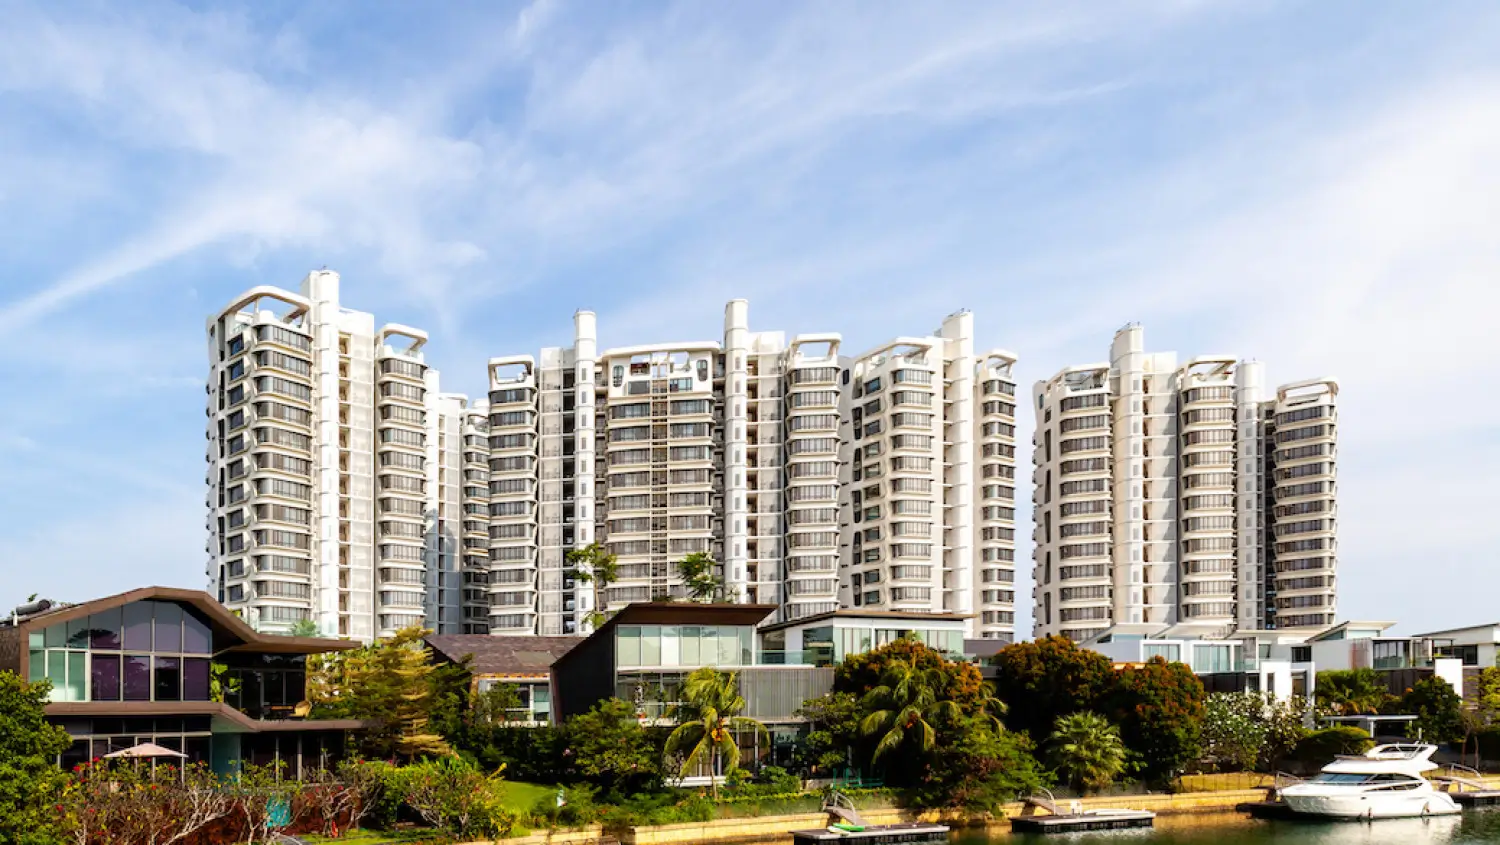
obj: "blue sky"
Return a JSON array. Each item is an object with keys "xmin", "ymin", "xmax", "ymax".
[{"xmin": 0, "ymin": 1, "xmax": 1495, "ymax": 634}]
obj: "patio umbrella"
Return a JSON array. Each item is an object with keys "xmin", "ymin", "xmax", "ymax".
[{"xmin": 104, "ymin": 742, "xmax": 187, "ymax": 759}]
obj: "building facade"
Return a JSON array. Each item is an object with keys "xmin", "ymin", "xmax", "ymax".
[
  {"xmin": 482, "ymin": 302, "xmax": 1017, "ymax": 639},
  {"xmin": 206, "ymin": 272, "xmax": 482, "ymax": 641},
  {"xmin": 0, "ymin": 587, "xmax": 365, "ymax": 774},
  {"xmin": 1031, "ymin": 323, "xmax": 1337, "ymax": 641}
]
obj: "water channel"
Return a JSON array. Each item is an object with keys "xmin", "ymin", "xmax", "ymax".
[{"xmin": 952, "ymin": 810, "xmax": 1500, "ymax": 844}]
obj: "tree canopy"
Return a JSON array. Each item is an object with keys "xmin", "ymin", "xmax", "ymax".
[
  {"xmin": 0, "ymin": 672, "xmax": 72, "ymax": 845},
  {"xmin": 989, "ymin": 636, "xmax": 1116, "ymax": 743},
  {"xmin": 309, "ymin": 625, "xmax": 451, "ymax": 761}
]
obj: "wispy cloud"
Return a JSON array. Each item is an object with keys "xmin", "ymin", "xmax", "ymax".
[{"xmin": 0, "ymin": 0, "xmax": 1494, "ymax": 631}]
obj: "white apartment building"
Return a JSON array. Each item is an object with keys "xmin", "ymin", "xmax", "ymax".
[
  {"xmin": 1031, "ymin": 323, "xmax": 1337, "ymax": 642},
  {"xmin": 482, "ymin": 302, "xmax": 1017, "ymax": 639},
  {"xmin": 205, "ymin": 271, "xmax": 480, "ymax": 641}
]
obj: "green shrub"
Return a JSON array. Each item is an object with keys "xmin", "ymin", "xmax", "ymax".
[
  {"xmin": 1292, "ymin": 727, "xmax": 1373, "ymax": 762},
  {"xmin": 752, "ymin": 765, "xmax": 802, "ymax": 795},
  {"xmin": 529, "ymin": 783, "xmax": 601, "ymax": 828},
  {"xmin": 400, "ymin": 756, "xmax": 516, "ymax": 838}
]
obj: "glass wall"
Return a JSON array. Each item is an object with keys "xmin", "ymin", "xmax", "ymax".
[
  {"xmin": 1192, "ymin": 644, "xmax": 1235, "ymax": 673},
  {"xmin": 475, "ymin": 679, "xmax": 552, "ymax": 723},
  {"xmin": 28, "ymin": 601, "xmax": 213, "ymax": 703},
  {"xmin": 615, "ymin": 625, "xmax": 753, "ymax": 668},
  {"xmin": 1143, "ymin": 643, "xmax": 1182, "ymax": 662},
  {"xmin": 222, "ymin": 653, "xmax": 308, "ymax": 719},
  {"xmin": 52, "ymin": 716, "xmax": 213, "ymax": 770}
]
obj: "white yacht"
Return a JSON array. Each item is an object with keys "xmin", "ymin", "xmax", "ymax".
[{"xmin": 1279, "ymin": 743, "xmax": 1462, "ymax": 819}]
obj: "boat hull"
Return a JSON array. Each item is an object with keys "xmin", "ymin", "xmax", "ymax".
[{"xmin": 1280, "ymin": 790, "xmax": 1461, "ymax": 819}]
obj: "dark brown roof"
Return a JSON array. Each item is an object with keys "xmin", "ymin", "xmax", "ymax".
[
  {"xmin": 44, "ymin": 701, "xmax": 369, "ymax": 733},
  {"xmin": 759, "ymin": 608, "xmax": 972, "ymax": 634},
  {"xmin": 425, "ymin": 635, "xmax": 583, "ymax": 677},
  {"xmin": 7, "ymin": 586, "xmax": 358, "ymax": 656},
  {"xmin": 552, "ymin": 602, "xmax": 779, "ymax": 671}
]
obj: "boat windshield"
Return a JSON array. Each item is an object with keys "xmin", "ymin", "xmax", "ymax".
[{"xmin": 1309, "ymin": 773, "xmax": 1420, "ymax": 785}]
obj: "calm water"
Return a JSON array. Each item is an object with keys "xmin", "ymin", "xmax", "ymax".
[{"xmin": 952, "ymin": 811, "xmax": 1500, "ymax": 844}]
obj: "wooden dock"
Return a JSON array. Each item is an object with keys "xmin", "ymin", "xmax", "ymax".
[
  {"xmin": 1008, "ymin": 810, "xmax": 1156, "ymax": 833},
  {"xmin": 1450, "ymin": 791, "xmax": 1500, "ymax": 807}
]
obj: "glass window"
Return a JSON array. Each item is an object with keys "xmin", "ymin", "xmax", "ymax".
[
  {"xmin": 661, "ymin": 625, "xmax": 680, "ymax": 666},
  {"xmin": 717, "ymin": 629, "xmax": 738, "ymax": 665},
  {"xmin": 618, "ymin": 626, "xmax": 642, "ymax": 666},
  {"xmin": 124, "ymin": 655, "xmax": 152, "ymax": 701},
  {"xmin": 1143, "ymin": 643, "xmax": 1181, "ymax": 663},
  {"xmin": 182, "ymin": 658, "xmax": 210, "ymax": 701},
  {"xmin": 154, "ymin": 603, "xmax": 183, "ymax": 653},
  {"xmin": 182, "ymin": 610, "xmax": 211, "ymax": 655},
  {"xmin": 45, "ymin": 623, "xmax": 65, "ymax": 649},
  {"xmin": 90, "ymin": 608, "xmax": 122, "ymax": 650},
  {"xmin": 739, "ymin": 627, "xmax": 753, "ymax": 664},
  {"xmin": 1192, "ymin": 645, "xmax": 1232, "ymax": 673},
  {"xmin": 67, "ymin": 652, "xmax": 87, "ymax": 702},
  {"xmin": 123, "ymin": 603, "xmax": 153, "ymax": 651},
  {"xmin": 155, "ymin": 657, "xmax": 181, "ymax": 702},
  {"xmin": 46, "ymin": 652, "xmax": 68, "ymax": 698},
  {"xmin": 67, "ymin": 618, "xmax": 90, "ymax": 650},
  {"xmin": 28, "ymin": 649, "xmax": 45, "ymax": 683},
  {"xmin": 92, "ymin": 654, "xmax": 121, "ymax": 701},
  {"xmin": 641, "ymin": 626, "xmax": 662, "ymax": 666},
  {"xmin": 681, "ymin": 626, "xmax": 701, "ymax": 665}
]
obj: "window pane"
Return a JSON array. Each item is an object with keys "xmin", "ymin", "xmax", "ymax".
[
  {"xmin": 28, "ymin": 650, "xmax": 45, "ymax": 683},
  {"xmin": 739, "ymin": 628, "xmax": 753, "ymax": 665},
  {"xmin": 718, "ymin": 631, "xmax": 738, "ymax": 665},
  {"xmin": 47, "ymin": 652, "xmax": 68, "ymax": 700},
  {"xmin": 44, "ymin": 624, "xmax": 65, "ymax": 649},
  {"xmin": 641, "ymin": 626, "xmax": 662, "ymax": 667},
  {"xmin": 123, "ymin": 603, "xmax": 153, "ymax": 651},
  {"xmin": 155, "ymin": 657, "xmax": 182, "ymax": 702},
  {"xmin": 92, "ymin": 655, "xmax": 121, "ymax": 701},
  {"xmin": 182, "ymin": 609, "xmax": 211, "ymax": 655},
  {"xmin": 67, "ymin": 652, "xmax": 87, "ymax": 702},
  {"xmin": 90, "ymin": 608, "xmax": 122, "ymax": 650},
  {"xmin": 154, "ymin": 603, "xmax": 183, "ymax": 653},
  {"xmin": 123, "ymin": 655, "xmax": 152, "ymax": 701},
  {"xmin": 618, "ymin": 627, "xmax": 641, "ymax": 666},
  {"xmin": 661, "ymin": 626, "xmax": 680, "ymax": 666},
  {"xmin": 181, "ymin": 658, "xmax": 210, "ymax": 701},
  {"xmin": 67, "ymin": 618, "xmax": 91, "ymax": 650},
  {"xmin": 682, "ymin": 627, "xmax": 701, "ymax": 665}
]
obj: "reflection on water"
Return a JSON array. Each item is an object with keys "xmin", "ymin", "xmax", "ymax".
[{"xmin": 954, "ymin": 811, "xmax": 1500, "ymax": 844}]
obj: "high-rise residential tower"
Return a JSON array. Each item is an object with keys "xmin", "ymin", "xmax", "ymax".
[
  {"xmin": 483, "ymin": 302, "xmax": 1017, "ymax": 639},
  {"xmin": 205, "ymin": 272, "xmax": 480, "ymax": 641},
  {"xmin": 1030, "ymin": 323, "xmax": 1337, "ymax": 641}
]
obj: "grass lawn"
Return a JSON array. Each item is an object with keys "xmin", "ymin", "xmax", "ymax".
[{"xmin": 502, "ymin": 780, "xmax": 561, "ymax": 813}]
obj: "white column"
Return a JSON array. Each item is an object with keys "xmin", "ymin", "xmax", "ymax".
[
  {"xmin": 573, "ymin": 311, "xmax": 599, "ymax": 625},
  {"xmin": 1236, "ymin": 361, "xmax": 1266, "ymax": 630},
  {"xmin": 307, "ymin": 271, "xmax": 344, "ymax": 636},
  {"xmin": 723, "ymin": 300, "xmax": 751, "ymax": 603},
  {"xmin": 939, "ymin": 312, "xmax": 976, "ymax": 625},
  {"xmin": 1110, "ymin": 324, "xmax": 1145, "ymax": 627}
]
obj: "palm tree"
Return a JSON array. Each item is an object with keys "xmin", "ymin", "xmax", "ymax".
[
  {"xmin": 1048, "ymin": 711, "xmax": 1127, "ymax": 794},
  {"xmin": 664, "ymin": 667, "xmax": 767, "ymax": 798},
  {"xmin": 1315, "ymin": 669, "xmax": 1392, "ymax": 716},
  {"xmin": 858, "ymin": 660, "xmax": 961, "ymax": 763}
]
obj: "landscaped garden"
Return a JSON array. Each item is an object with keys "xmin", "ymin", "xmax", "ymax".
[{"xmin": 4, "ymin": 630, "xmax": 1496, "ymax": 845}]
